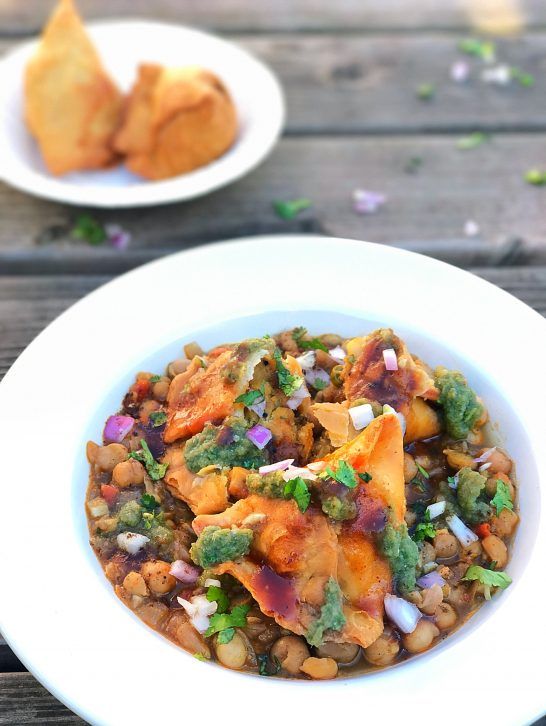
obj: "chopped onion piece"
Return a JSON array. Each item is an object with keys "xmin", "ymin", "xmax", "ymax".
[
  {"xmin": 426, "ymin": 501, "xmax": 446, "ymax": 520},
  {"xmin": 296, "ymin": 351, "xmax": 316, "ymax": 370},
  {"xmin": 328, "ymin": 346, "xmax": 346, "ymax": 363},
  {"xmin": 417, "ymin": 571, "xmax": 446, "ymax": 589},
  {"xmin": 447, "ymin": 514, "xmax": 479, "ymax": 547},
  {"xmin": 349, "ymin": 403, "xmax": 375, "ymax": 430},
  {"xmin": 384, "ymin": 594, "xmax": 421, "ymax": 634},
  {"xmin": 422, "ymin": 561, "xmax": 439, "ymax": 574},
  {"xmin": 382, "ymin": 404, "xmax": 406, "ymax": 435},
  {"xmin": 204, "ymin": 578, "xmax": 221, "ymax": 588},
  {"xmin": 307, "ymin": 460, "xmax": 327, "ymax": 473},
  {"xmin": 246, "ymin": 424, "xmax": 272, "ymax": 450},
  {"xmin": 283, "ymin": 465, "xmax": 317, "ymax": 482},
  {"xmin": 170, "ymin": 560, "xmax": 200, "ymax": 583},
  {"xmin": 305, "ymin": 367, "xmax": 331, "ymax": 390},
  {"xmin": 249, "ymin": 397, "xmax": 266, "ymax": 419},
  {"xmin": 177, "ymin": 594, "xmax": 217, "ymax": 634},
  {"xmin": 474, "ymin": 447, "xmax": 496, "ymax": 464},
  {"xmin": 383, "ymin": 348, "xmax": 398, "ymax": 371},
  {"xmin": 103, "ymin": 414, "xmax": 134, "ymax": 443},
  {"xmin": 479, "ymin": 462, "xmax": 492, "ymax": 472},
  {"xmin": 286, "ymin": 382, "xmax": 311, "ymax": 410},
  {"xmin": 259, "ymin": 459, "xmax": 294, "ymax": 475},
  {"xmin": 116, "ymin": 532, "xmax": 149, "ymax": 555}
]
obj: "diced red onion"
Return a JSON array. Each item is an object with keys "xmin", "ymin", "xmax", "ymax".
[
  {"xmin": 249, "ymin": 397, "xmax": 266, "ymax": 419},
  {"xmin": 349, "ymin": 403, "xmax": 375, "ymax": 430},
  {"xmin": 283, "ymin": 465, "xmax": 317, "ymax": 482},
  {"xmin": 296, "ymin": 351, "xmax": 316, "ymax": 370},
  {"xmin": 170, "ymin": 560, "xmax": 200, "ymax": 583},
  {"xmin": 328, "ymin": 346, "xmax": 346, "ymax": 363},
  {"xmin": 383, "ymin": 348, "xmax": 398, "ymax": 371},
  {"xmin": 307, "ymin": 460, "xmax": 327, "ymax": 473},
  {"xmin": 417, "ymin": 571, "xmax": 446, "ymax": 589},
  {"xmin": 447, "ymin": 514, "xmax": 479, "ymax": 547},
  {"xmin": 426, "ymin": 501, "xmax": 446, "ymax": 520},
  {"xmin": 384, "ymin": 594, "xmax": 421, "ymax": 634},
  {"xmin": 103, "ymin": 414, "xmax": 134, "ymax": 443},
  {"xmin": 474, "ymin": 447, "xmax": 496, "ymax": 464},
  {"xmin": 116, "ymin": 532, "xmax": 149, "ymax": 555},
  {"xmin": 259, "ymin": 459, "xmax": 294, "ymax": 475},
  {"xmin": 246, "ymin": 424, "xmax": 272, "ymax": 450},
  {"xmin": 304, "ymin": 367, "xmax": 331, "ymax": 390},
  {"xmin": 286, "ymin": 382, "xmax": 310, "ymax": 410}
]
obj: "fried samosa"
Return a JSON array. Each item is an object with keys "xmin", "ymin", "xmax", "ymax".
[
  {"xmin": 24, "ymin": 0, "xmax": 123, "ymax": 175},
  {"xmin": 113, "ymin": 64, "xmax": 237, "ymax": 180}
]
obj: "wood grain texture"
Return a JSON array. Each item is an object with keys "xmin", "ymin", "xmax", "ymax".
[
  {"xmin": 1, "ymin": 0, "xmax": 546, "ymax": 35},
  {"xmin": 0, "ymin": 674, "xmax": 85, "ymax": 724},
  {"xmin": 0, "ymin": 135, "xmax": 544, "ymax": 272},
  {"xmin": 2, "ymin": 33, "xmax": 546, "ymax": 135}
]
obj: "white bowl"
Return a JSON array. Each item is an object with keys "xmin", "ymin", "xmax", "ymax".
[
  {"xmin": 0, "ymin": 236, "xmax": 544, "ymax": 726},
  {"xmin": 0, "ymin": 20, "xmax": 284, "ymax": 207}
]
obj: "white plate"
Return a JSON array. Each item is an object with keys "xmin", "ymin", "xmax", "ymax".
[
  {"xmin": 0, "ymin": 20, "xmax": 284, "ymax": 207},
  {"xmin": 0, "ymin": 236, "xmax": 544, "ymax": 726}
]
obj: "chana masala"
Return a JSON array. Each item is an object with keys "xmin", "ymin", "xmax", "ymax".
[{"xmin": 86, "ymin": 328, "xmax": 518, "ymax": 679}]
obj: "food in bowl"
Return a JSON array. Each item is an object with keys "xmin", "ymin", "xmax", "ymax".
[
  {"xmin": 24, "ymin": 0, "xmax": 123, "ymax": 175},
  {"xmin": 85, "ymin": 328, "xmax": 517, "ymax": 679},
  {"xmin": 113, "ymin": 64, "xmax": 237, "ymax": 180}
]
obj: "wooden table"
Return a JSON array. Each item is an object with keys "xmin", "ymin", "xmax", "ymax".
[{"xmin": 0, "ymin": 1, "xmax": 545, "ymax": 723}]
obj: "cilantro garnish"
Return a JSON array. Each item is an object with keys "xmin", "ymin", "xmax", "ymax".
[
  {"xmin": 490, "ymin": 479, "xmax": 514, "ymax": 516},
  {"xmin": 235, "ymin": 386, "xmax": 265, "ymax": 407},
  {"xmin": 416, "ymin": 463, "xmax": 430, "ymax": 479},
  {"xmin": 447, "ymin": 475, "xmax": 458, "ymax": 488},
  {"xmin": 283, "ymin": 477, "xmax": 311, "ymax": 513},
  {"xmin": 206, "ymin": 586, "xmax": 229, "ymax": 614},
  {"xmin": 324, "ymin": 460, "xmax": 358, "ymax": 489},
  {"xmin": 358, "ymin": 471, "xmax": 372, "ymax": 483},
  {"xmin": 458, "ymin": 38, "xmax": 495, "ymax": 61},
  {"xmin": 524, "ymin": 169, "xmax": 546, "ymax": 186},
  {"xmin": 140, "ymin": 493, "xmax": 159, "ymax": 511},
  {"xmin": 149, "ymin": 375, "xmax": 161, "ymax": 383},
  {"xmin": 511, "ymin": 67, "xmax": 534, "ymax": 87},
  {"xmin": 205, "ymin": 604, "xmax": 250, "ymax": 638},
  {"xmin": 312, "ymin": 378, "xmax": 328, "ymax": 391},
  {"xmin": 413, "ymin": 510, "xmax": 436, "ymax": 542},
  {"xmin": 416, "ymin": 83, "xmax": 435, "ymax": 101},
  {"xmin": 462, "ymin": 565, "xmax": 512, "ymax": 600},
  {"xmin": 457, "ymin": 132, "xmax": 490, "ymax": 150},
  {"xmin": 128, "ymin": 439, "xmax": 168, "ymax": 481},
  {"xmin": 71, "ymin": 214, "xmax": 106, "ymax": 246},
  {"xmin": 273, "ymin": 199, "xmax": 311, "ymax": 220},
  {"xmin": 273, "ymin": 348, "xmax": 304, "ymax": 396},
  {"xmin": 257, "ymin": 654, "xmax": 281, "ymax": 677},
  {"xmin": 292, "ymin": 326, "xmax": 328, "ymax": 353},
  {"xmin": 149, "ymin": 410, "xmax": 167, "ymax": 427},
  {"xmin": 411, "ymin": 477, "xmax": 427, "ymax": 493}
]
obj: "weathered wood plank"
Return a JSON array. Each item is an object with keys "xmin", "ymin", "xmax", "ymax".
[
  {"xmin": 0, "ymin": 674, "xmax": 85, "ymax": 724},
  {"xmin": 0, "ymin": 135, "xmax": 544, "ymax": 272},
  {"xmin": 2, "ymin": 33, "xmax": 546, "ymax": 134},
  {"xmin": 1, "ymin": 0, "xmax": 546, "ymax": 35}
]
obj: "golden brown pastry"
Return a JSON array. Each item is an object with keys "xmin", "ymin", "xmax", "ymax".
[
  {"xmin": 114, "ymin": 64, "xmax": 238, "ymax": 180},
  {"xmin": 24, "ymin": 0, "xmax": 122, "ymax": 175}
]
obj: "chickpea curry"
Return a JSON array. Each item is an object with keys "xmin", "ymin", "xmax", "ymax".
[{"xmin": 85, "ymin": 328, "xmax": 518, "ymax": 679}]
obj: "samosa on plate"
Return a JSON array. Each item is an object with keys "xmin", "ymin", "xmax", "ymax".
[{"xmin": 24, "ymin": 0, "xmax": 123, "ymax": 175}]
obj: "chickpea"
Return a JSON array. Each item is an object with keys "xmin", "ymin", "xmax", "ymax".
[
  {"xmin": 434, "ymin": 602, "xmax": 458, "ymax": 630},
  {"xmin": 320, "ymin": 333, "xmax": 344, "ymax": 347},
  {"xmin": 443, "ymin": 449, "xmax": 476, "ymax": 470},
  {"xmin": 95, "ymin": 516, "xmax": 118, "ymax": 533},
  {"xmin": 433, "ymin": 532, "xmax": 459, "ymax": 560},
  {"xmin": 141, "ymin": 560, "xmax": 176, "ymax": 595},
  {"xmin": 162, "ymin": 446, "xmax": 185, "ymax": 470},
  {"xmin": 86, "ymin": 440, "xmax": 99, "ymax": 464},
  {"xmin": 463, "ymin": 540, "xmax": 482, "ymax": 559},
  {"xmin": 491, "ymin": 508, "xmax": 519, "ymax": 538},
  {"xmin": 112, "ymin": 459, "xmax": 145, "ymax": 487},
  {"xmin": 402, "ymin": 620, "xmax": 439, "ymax": 654},
  {"xmin": 466, "ymin": 429, "xmax": 484, "ymax": 446},
  {"xmin": 152, "ymin": 379, "xmax": 170, "ymax": 402},
  {"xmin": 315, "ymin": 642, "xmax": 360, "ymax": 664},
  {"xmin": 300, "ymin": 656, "xmax": 338, "ymax": 680},
  {"xmin": 481, "ymin": 534, "xmax": 508, "ymax": 569},
  {"xmin": 420, "ymin": 541, "xmax": 436, "ymax": 565},
  {"xmin": 184, "ymin": 342, "xmax": 203, "ymax": 359},
  {"xmin": 363, "ymin": 629, "xmax": 400, "ymax": 666},
  {"xmin": 215, "ymin": 631, "xmax": 248, "ymax": 670},
  {"xmin": 403, "ymin": 453, "xmax": 418, "ymax": 483},
  {"xmin": 270, "ymin": 636, "xmax": 310, "ymax": 675},
  {"xmin": 418, "ymin": 585, "xmax": 444, "ymax": 616},
  {"xmin": 168, "ymin": 358, "xmax": 191, "ymax": 377},
  {"xmin": 95, "ymin": 443, "xmax": 128, "ymax": 472},
  {"xmin": 483, "ymin": 448, "xmax": 512, "ymax": 475},
  {"xmin": 405, "ymin": 510, "xmax": 417, "ymax": 527},
  {"xmin": 485, "ymin": 472, "xmax": 515, "ymax": 501},
  {"xmin": 123, "ymin": 571, "xmax": 149, "ymax": 596}
]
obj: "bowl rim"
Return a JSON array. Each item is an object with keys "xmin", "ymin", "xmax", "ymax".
[{"xmin": 0, "ymin": 235, "xmax": 544, "ymax": 726}]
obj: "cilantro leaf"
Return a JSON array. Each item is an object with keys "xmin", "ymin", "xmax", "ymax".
[
  {"xmin": 273, "ymin": 199, "xmax": 311, "ymax": 220},
  {"xmin": 128, "ymin": 439, "xmax": 168, "ymax": 481},
  {"xmin": 149, "ymin": 410, "xmax": 167, "ymax": 427},
  {"xmin": 313, "ymin": 378, "xmax": 328, "ymax": 391},
  {"xmin": 205, "ymin": 604, "xmax": 250, "ymax": 638},
  {"xmin": 206, "ymin": 585, "xmax": 229, "ymax": 614},
  {"xmin": 283, "ymin": 477, "xmax": 311, "ymax": 513},
  {"xmin": 140, "ymin": 493, "xmax": 159, "ymax": 511},
  {"xmin": 458, "ymin": 38, "xmax": 495, "ymax": 61},
  {"xmin": 511, "ymin": 67, "xmax": 534, "ymax": 87},
  {"xmin": 413, "ymin": 510, "xmax": 436, "ymax": 542},
  {"xmin": 325, "ymin": 460, "xmax": 358, "ymax": 489},
  {"xmin": 217, "ymin": 628, "xmax": 235, "ymax": 644},
  {"xmin": 149, "ymin": 375, "xmax": 161, "ymax": 383},
  {"xmin": 490, "ymin": 479, "xmax": 514, "ymax": 516},
  {"xmin": 416, "ymin": 463, "xmax": 430, "ymax": 479},
  {"xmin": 273, "ymin": 348, "xmax": 304, "ymax": 396},
  {"xmin": 292, "ymin": 326, "xmax": 328, "ymax": 353},
  {"xmin": 71, "ymin": 214, "xmax": 106, "ymax": 246},
  {"xmin": 462, "ymin": 565, "xmax": 512, "ymax": 600},
  {"xmin": 358, "ymin": 471, "xmax": 372, "ymax": 483},
  {"xmin": 235, "ymin": 387, "xmax": 265, "ymax": 406}
]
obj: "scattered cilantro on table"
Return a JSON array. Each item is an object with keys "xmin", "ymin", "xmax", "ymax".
[
  {"xmin": 273, "ymin": 198, "xmax": 311, "ymax": 220},
  {"xmin": 416, "ymin": 83, "xmax": 435, "ymax": 100},
  {"xmin": 457, "ymin": 132, "xmax": 490, "ymax": 150},
  {"xmin": 71, "ymin": 214, "xmax": 106, "ymax": 245}
]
